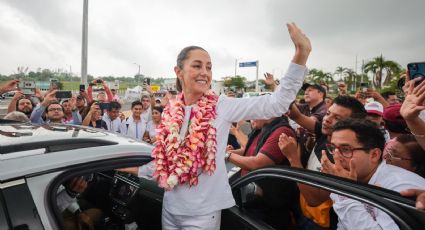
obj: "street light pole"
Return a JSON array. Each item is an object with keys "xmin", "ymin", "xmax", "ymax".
[
  {"xmin": 81, "ymin": 0, "xmax": 89, "ymax": 85},
  {"xmin": 133, "ymin": 63, "xmax": 141, "ymax": 85}
]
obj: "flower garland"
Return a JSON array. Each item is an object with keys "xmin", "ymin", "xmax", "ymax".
[{"xmin": 152, "ymin": 90, "xmax": 218, "ymax": 190}]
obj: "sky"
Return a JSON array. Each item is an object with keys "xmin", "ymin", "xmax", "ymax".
[{"xmin": 0, "ymin": 0, "xmax": 424, "ymax": 81}]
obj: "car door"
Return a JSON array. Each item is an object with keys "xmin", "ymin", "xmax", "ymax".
[
  {"xmin": 25, "ymin": 155, "xmax": 155, "ymax": 229},
  {"xmin": 0, "ymin": 179, "xmax": 44, "ymax": 230},
  {"xmin": 224, "ymin": 166, "xmax": 425, "ymax": 230}
]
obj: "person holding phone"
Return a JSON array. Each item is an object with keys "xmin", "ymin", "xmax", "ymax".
[
  {"xmin": 119, "ymin": 23, "xmax": 311, "ymax": 229},
  {"xmin": 82, "ymin": 103, "xmax": 108, "ymax": 129},
  {"xmin": 87, "ymin": 79, "xmax": 113, "ymax": 103},
  {"xmin": 144, "ymin": 106, "xmax": 163, "ymax": 144},
  {"xmin": 30, "ymin": 91, "xmax": 82, "ymax": 124}
]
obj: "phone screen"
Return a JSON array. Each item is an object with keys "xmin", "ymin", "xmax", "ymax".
[
  {"xmin": 143, "ymin": 78, "xmax": 151, "ymax": 85},
  {"xmin": 56, "ymin": 91, "xmax": 72, "ymax": 99}
]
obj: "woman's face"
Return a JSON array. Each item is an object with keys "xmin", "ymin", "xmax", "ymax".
[
  {"xmin": 384, "ymin": 141, "xmax": 415, "ymax": 172},
  {"xmin": 175, "ymin": 49, "xmax": 212, "ymax": 95},
  {"xmin": 152, "ymin": 109, "xmax": 162, "ymax": 122}
]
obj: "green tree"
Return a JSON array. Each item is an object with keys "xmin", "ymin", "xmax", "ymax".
[
  {"xmin": 223, "ymin": 75, "xmax": 246, "ymax": 89},
  {"xmin": 363, "ymin": 55, "xmax": 401, "ymax": 89},
  {"xmin": 334, "ymin": 66, "xmax": 347, "ymax": 81},
  {"xmin": 306, "ymin": 68, "xmax": 334, "ymax": 85}
]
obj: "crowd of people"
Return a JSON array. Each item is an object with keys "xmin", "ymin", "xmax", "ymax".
[
  {"xmin": 0, "ymin": 78, "xmax": 168, "ymax": 145},
  {"xmin": 1, "ymin": 22, "xmax": 425, "ymax": 229}
]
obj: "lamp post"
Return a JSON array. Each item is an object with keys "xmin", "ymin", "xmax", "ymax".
[{"xmin": 81, "ymin": 0, "xmax": 89, "ymax": 85}]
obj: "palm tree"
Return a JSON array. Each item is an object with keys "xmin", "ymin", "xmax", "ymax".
[
  {"xmin": 335, "ymin": 66, "xmax": 348, "ymax": 81},
  {"xmin": 363, "ymin": 55, "xmax": 401, "ymax": 89},
  {"xmin": 307, "ymin": 68, "xmax": 334, "ymax": 85}
]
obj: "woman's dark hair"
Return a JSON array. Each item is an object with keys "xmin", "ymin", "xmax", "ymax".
[
  {"xmin": 175, "ymin": 46, "xmax": 207, "ymax": 92},
  {"xmin": 333, "ymin": 96, "xmax": 367, "ymax": 119},
  {"xmin": 131, "ymin": 100, "xmax": 143, "ymax": 109},
  {"xmin": 333, "ymin": 118, "xmax": 385, "ymax": 152},
  {"xmin": 396, "ymin": 134, "xmax": 425, "ymax": 178},
  {"xmin": 152, "ymin": 106, "xmax": 163, "ymax": 114}
]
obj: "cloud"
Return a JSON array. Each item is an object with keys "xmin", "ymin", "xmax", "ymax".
[{"xmin": 0, "ymin": 0, "xmax": 424, "ymax": 81}]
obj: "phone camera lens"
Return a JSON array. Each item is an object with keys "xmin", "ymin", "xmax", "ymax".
[{"xmin": 411, "ymin": 64, "xmax": 418, "ymax": 71}]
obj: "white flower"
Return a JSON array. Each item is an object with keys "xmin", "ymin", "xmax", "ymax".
[
  {"xmin": 175, "ymin": 168, "xmax": 183, "ymax": 176},
  {"xmin": 167, "ymin": 174, "xmax": 178, "ymax": 188}
]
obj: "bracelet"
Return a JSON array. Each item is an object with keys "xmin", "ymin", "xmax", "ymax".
[
  {"xmin": 411, "ymin": 131, "xmax": 425, "ymax": 138},
  {"xmin": 65, "ymin": 187, "xmax": 80, "ymax": 198}
]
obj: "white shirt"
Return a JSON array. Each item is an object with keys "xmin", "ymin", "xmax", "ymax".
[
  {"xmin": 120, "ymin": 115, "xmax": 148, "ymax": 141},
  {"xmin": 161, "ymin": 62, "xmax": 308, "ymax": 215},
  {"xmin": 142, "ymin": 107, "xmax": 152, "ymax": 123},
  {"xmin": 102, "ymin": 113, "xmax": 122, "ymax": 133},
  {"xmin": 146, "ymin": 120, "xmax": 158, "ymax": 139},
  {"xmin": 331, "ymin": 162, "xmax": 425, "ymax": 230}
]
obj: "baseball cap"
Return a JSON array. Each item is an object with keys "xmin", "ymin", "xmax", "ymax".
[
  {"xmin": 302, "ymin": 83, "xmax": 326, "ymax": 99},
  {"xmin": 302, "ymin": 83, "xmax": 326, "ymax": 93},
  {"xmin": 383, "ymin": 104, "xmax": 405, "ymax": 124},
  {"xmin": 365, "ymin": 101, "xmax": 384, "ymax": 116}
]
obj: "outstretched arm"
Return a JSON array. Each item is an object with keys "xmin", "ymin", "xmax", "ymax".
[
  {"xmin": 219, "ymin": 23, "xmax": 311, "ymax": 122},
  {"xmin": 400, "ymin": 79, "xmax": 425, "ymax": 150}
]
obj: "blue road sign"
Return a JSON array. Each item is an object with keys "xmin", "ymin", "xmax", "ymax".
[{"xmin": 239, "ymin": 61, "xmax": 257, "ymax": 67}]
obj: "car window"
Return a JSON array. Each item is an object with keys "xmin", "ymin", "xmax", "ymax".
[
  {"xmin": 1, "ymin": 180, "xmax": 44, "ymax": 230},
  {"xmin": 234, "ymin": 176, "xmax": 403, "ymax": 230},
  {"xmin": 51, "ymin": 160, "xmax": 162, "ymax": 230}
]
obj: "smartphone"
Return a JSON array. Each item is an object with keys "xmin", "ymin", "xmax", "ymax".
[
  {"xmin": 407, "ymin": 62, "xmax": 425, "ymax": 85},
  {"xmin": 50, "ymin": 80, "xmax": 59, "ymax": 90},
  {"xmin": 143, "ymin": 77, "xmax": 151, "ymax": 85},
  {"xmin": 79, "ymin": 84, "xmax": 85, "ymax": 92},
  {"xmin": 96, "ymin": 79, "xmax": 103, "ymax": 84},
  {"xmin": 360, "ymin": 82, "xmax": 369, "ymax": 93},
  {"xmin": 99, "ymin": 102, "xmax": 111, "ymax": 110},
  {"xmin": 55, "ymin": 91, "xmax": 72, "ymax": 99}
]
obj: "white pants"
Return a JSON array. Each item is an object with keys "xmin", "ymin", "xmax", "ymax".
[{"xmin": 162, "ymin": 207, "xmax": 221, "ymax": 230}]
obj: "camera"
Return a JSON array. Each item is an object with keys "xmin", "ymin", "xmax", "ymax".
[{"xmin": 18, "ymin": 81, "xmax": 36, "ymax": 95}]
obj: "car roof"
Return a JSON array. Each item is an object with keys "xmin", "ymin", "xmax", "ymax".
[{"xmin": 0, "ymin": 122, "xmax": 153, "ymax": 181}]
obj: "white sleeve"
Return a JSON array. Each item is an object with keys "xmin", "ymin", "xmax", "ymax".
[
  {"xmin": 138, "ymin": 160, "xmax": 155, "ymax": 180},
  {"xmin": 331, "ymin": 193, "xmax": 399, "ymax": 230},
  {"xmin": 217, "ymin": 62, "xmax": 307, "ymax": 122},
  {"xmin": 56, "ymin": 185, "xmax": 78, "ymax": 213}
]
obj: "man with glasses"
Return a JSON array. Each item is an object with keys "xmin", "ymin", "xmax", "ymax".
[
  {"xmin": 321, "ymin": 119, "xmax": 425, "ymax": 229},
  {"xmin": 30, "ymin": 91, "xmax": 81, "ymax": 124},
  {"xmin": 280, "ymin": 95, "xmax": 367, "ymax": 229}
]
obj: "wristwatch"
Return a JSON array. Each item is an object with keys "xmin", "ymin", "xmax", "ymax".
[{"xmin": 225, "ymin": 152, "xmax": 232, "ymax": 161}]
